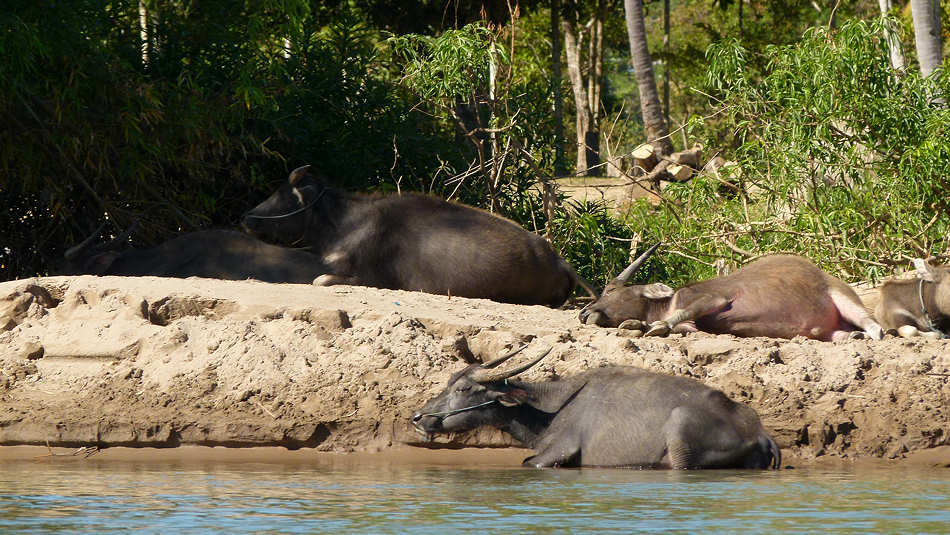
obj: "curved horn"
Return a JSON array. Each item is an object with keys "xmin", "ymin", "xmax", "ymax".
[
  {"xmin": 615, "ymin": 242, "xmax": 661, "ymax": 283},
  {"xmin": 471, "ymin": 347, "xmax": 552, "ymax": 384},
  {"xmin": 64, "ymin": 222, "xmax": 109, "ymax": 260},
  {"xmin": 288, "ymin": 165, "xmax": 311, "ymax": 185},
  {"xmin": 479, "ymin": 343, "xmax": 529, "ymax": 369}
]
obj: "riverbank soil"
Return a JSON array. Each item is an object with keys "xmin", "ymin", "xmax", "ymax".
[{"xmin": 1, "ymin": 276, "xmax": 948, "ymax": 467}]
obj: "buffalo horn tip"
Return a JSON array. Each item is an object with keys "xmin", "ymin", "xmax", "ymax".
[
  {"xmin": 479, "ymin": 343, "xmax": 529, "ymax": 369},
  {"xmin": 615, "ymin": 241, "xmax": 662, "ymax": 283},
  {"xmin": 288, "ymin": 165, "xmax": 311, "ymax": 185},
  {"xmin": 472, "ymin": 347, "xmax": 552, "ymax": 384}
]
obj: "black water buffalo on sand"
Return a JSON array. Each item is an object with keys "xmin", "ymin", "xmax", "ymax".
[
  {"xmin": 874, "ymin": 258, "xmax": 949, "ymax": 339},
  {"xmin": 578, "ymin": 244, "xmax": 883, "ymax": 341},
  {"xmin": 64, "ymin": 229, "xmax": 327, "ymax": 283},
  {"xmin": 242, "ymin": 165, "xmax": 596, "ymax": 307},
  {"xmin": 412, "ymin": 346, "xmax": 780, "ymax": 469}
]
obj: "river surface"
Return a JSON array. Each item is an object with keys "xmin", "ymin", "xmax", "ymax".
[{"xmin": 1, "ymin": 448, "xmax": 948, "ymax": 534}]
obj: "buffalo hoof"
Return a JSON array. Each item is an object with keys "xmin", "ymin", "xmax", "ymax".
[
  {"xmin": 897, "ymin": 325, "xmax": 920, "ymax": 339},
  {"xmin": 848, "ymin": 331, "xmax": 867, "ymax": 340},
  {"xmin": 865, "ymin": 323, "xmax": 884, "ymax": 340},
  {"xmin": 645, "ymin": 321, "xmax": 671, "ymax": 337},
  {"xmin": 618, "ymin": 319, "xmax": 646, "ymax": 331}
]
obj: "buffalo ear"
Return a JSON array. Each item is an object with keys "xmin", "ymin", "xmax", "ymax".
[
  {"xmin": 913, "ymin": 258, "xmax": 937, "ymax": 282},
  {"xmin": 491, "ymin": 388, "xmax": 529, "ymax": 407},
  {"xmin": 642, "ymin": 283, "xmax": 674, "ymax": 299}
]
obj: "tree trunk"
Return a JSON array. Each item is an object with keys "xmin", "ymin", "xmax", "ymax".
[
  {"xmin": 663, "ymin": 0, "xmax": 670, "ymax": 122},
  {"xmin": 562, "ymin": 0, "xmax": 604, "ymax": 177},
  {"xmin": 910, "ymin": 0, "xmax": 943, "ymax": 77},
  {"xmin": 563, "ymin": 15, "xmax": 592, "ymax": 175},
  {"xmin": 584, "ymin": 0, "xmax": 605, "ymax": 173},
  {"xmin": 551, "ymin": 0, "xmax": 567, "ymax": 176},
  {"xmin": 878, "ymin": 0, "xmax": 906, "ymax": 70},
  {"xmin": 624, "ymin": 0, "xmax": 674, "ymax": 156},
  {"xmin": 737, "ymin": 0, "xmax": 743, "ymax": 39},
  {"xmin": 139, "ymin": 0, "xmax": 150, "ymax": 66}
]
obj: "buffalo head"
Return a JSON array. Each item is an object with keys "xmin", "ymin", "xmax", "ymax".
[
  {"xmin": 242, "ymin": 165, "xmax": 327, "ymax": 244},
  {"xmin": 914, "ymin": 258, "xmax": 950, "ymax": 313},
  {"xmin": 412, "ymin": 345, "xmax": 552, "ymax": 440},
  {"xmin": 579, "ymin": 242, "xmax": 668, "ymax": 327}
]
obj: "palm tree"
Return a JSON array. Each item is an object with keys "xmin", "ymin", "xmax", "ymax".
[
  {"xmin": 623, "ymin": 0, "xmax": 673, "ymax": 155},
  {"xmin": 910, "ymin": 0, "xmax": 943, "ymax": 76}
]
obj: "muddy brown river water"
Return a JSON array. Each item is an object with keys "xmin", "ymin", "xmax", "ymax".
[{"xmin": 0, "ymin": 447, "xmax": 948, "ymax": 533}]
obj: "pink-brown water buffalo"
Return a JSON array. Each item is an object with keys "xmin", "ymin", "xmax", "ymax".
[{"xmin": 578, "ymin": 244, "xmax": 883, "ymax": 341}]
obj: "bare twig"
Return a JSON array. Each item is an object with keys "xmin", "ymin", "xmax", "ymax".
[
  {"xmin": 255, "ymin": 400, "xmax": 277, "ymax": 419},
  {"xmin": 665, "ymin": 248, "xmax": 716, "ymax": 267}
]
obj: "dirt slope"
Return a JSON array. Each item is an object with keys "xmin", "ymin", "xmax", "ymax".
[{"xmin": 1, "ymin": 276, "xmax": 947, "ymax": 465}]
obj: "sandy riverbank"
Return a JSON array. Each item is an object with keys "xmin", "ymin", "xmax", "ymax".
[{"xmin": 1, "ymin": 275, "xmax": 948, "ymax": 468}]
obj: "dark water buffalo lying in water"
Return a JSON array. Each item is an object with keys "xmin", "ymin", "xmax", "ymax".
[
  {"xmin": 242, "ymin": 165, "xmax": 596, "ymax": 307},
  {"xmin": 64, "ymin": 229, "xmax": 327, "ymax": 283},
  {"xmin": 579, "ymin": 244, "xmax": 883, "ymax": 341},
  {"xmin": 412, "ymin": 346, "xmax": 780, "ymax": 469},
  {"xmin": 875, "ymin": 258, "xmax": 949, "ymax": 339}
]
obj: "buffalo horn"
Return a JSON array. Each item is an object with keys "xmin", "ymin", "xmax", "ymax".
[
  {"xmin": 64, "ymin": 221, "xmax": 109, "ymax": 260},
  {"xmin": 288, "ymin": 165, "xmax": 311, "ymax": 185},
  {"xmin": 471, "ymin": 347, "xmax": 552, "ymax": 384},
  {"xmin": 479, "ymin": 343, "xmax": 529, "ymax": 369},
  {"xmin": 615, "ymin": 242, "xmax": 662, "ymax": 283}
]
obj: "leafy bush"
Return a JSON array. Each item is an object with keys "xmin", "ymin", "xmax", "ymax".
[{"xmin": 636, "ymin": 18, "xmax": 950, "ymax": 283}]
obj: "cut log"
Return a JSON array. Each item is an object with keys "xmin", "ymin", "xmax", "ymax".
[
  {"xmin": 670, "ymin": 145, "xmax": 702, "ymax": 169},
  {"xmin": 666, "ymin": 163, "xmax": 692, "ymax": 182},
  {"xmin": 631, "ymin": 143, "xmax": 658, "ymax": 173},
  {"xmin": 641, "ymin": 159, "xmax": 672, "ymax": 187}
]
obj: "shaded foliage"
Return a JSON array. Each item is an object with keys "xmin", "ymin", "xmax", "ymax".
[{"xmin": 0, "ymin": 1, "xmax": 452, "ymax": 279}]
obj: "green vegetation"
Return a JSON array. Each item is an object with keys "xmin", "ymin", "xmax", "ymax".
[
  {"xmin": 636, "ymin": 19, "xmax": 950, "ymax": 284},
  {"xmin": 2, "ymin": 1, "xmax": 948, "ymax": 290}
]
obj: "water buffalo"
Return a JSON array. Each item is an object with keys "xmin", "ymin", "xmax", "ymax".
[
  {"xmin": 64, "ymin": 228, "xmax": 327, "ymax": 283},
  {"xmin": 242, "ymin": 165, "xmax": 596, "ymax": 307},
  {"xmin": 874, "ymin": 258, "xmax": 948, "ymax": 339},
  {"xmin": 578, "ymin": 244, "xmax": 883, "ymax": 341},
  {"xmin": 411, "ymin": 346, "xmax": 781, "ymax": 469}
]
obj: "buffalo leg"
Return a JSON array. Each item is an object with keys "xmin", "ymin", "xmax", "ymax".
[
  {"xmin": 522, "ymin": 442, "xmax": 582, "ymax": 468},
  {"xmin": 690, "ymin": 436, "xmax": 778, "ymax": 469},
  {"xmin": 897, "ymin": 325, "xmax": 942, "ymax": 339},
  {"xmin": 313, "ymin": 274, "xmax": 361, "ymax": 286},
  {"xmin": 646, "ymin": 294, "xmax": 730, "ymax": 337},
  {"xmin": 664, "ymin": 406, "xmax": 771, "ymax": 469},
  {"xmin": 829, "ymin": 289, "xmax": 883, "ymax": 340}
]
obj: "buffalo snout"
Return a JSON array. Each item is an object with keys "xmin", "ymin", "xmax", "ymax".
[
  {"xmin": 411, "ymin": 412, "xmax": 440, "ymax": 441},
  {"xmin": 240, "ymin": 211, "xmax": 270, "ymax": 237},
  {"xmin": 578, "ymin": 307, "xmax": 608, "ymax": 326}
]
